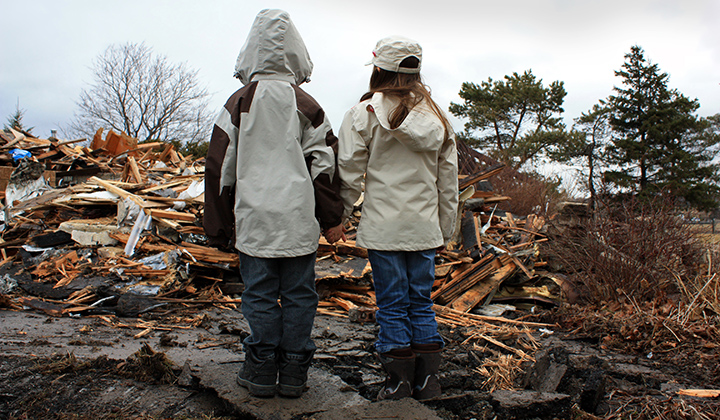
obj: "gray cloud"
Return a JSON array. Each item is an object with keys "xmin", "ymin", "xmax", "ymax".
[{"xmin": 1, "ymin": 0, "xmax": 717, "ymax": 141}]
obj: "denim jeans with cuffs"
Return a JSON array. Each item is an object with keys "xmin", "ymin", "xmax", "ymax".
[
  {"xmin": 367, "ymin": 249, "xmax": 444, "ymax": 354},
  {"xmin": 238, "ymin": 251, "xmax": 318, "ymax": 360}
]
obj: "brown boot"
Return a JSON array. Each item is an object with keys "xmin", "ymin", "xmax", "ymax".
[
  {"xmin": 412, "ymin": 343, "xmax": 442, "ymax": 400},
  {"xmin": 376, "ymin": 347, "xmax": 415, "ymax": 400}
]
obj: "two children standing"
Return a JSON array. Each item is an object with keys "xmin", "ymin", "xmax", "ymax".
[{"xmin": 204, "ymin": 9, "xmax": 458, "ymax": 401}]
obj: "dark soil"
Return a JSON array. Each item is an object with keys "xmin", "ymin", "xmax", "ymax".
[{"xmin": 1, "ymin": 302, "xmax": 719, "ymax": 420}]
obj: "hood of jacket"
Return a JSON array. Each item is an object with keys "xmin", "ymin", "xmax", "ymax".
[
  {"xmin": 368, "ymin": 92, "xmax": 446, "ymax": 152},
  {"xmin": 234, "ymin": 9, "xmax": 313, "ymax": 85}
]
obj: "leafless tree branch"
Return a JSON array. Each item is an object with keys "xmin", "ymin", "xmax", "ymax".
[{"xmin": 66, "ymin": 42, "xmax": 213, "ymax": 146}]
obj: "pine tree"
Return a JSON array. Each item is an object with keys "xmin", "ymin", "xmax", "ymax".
[
  {"xmin": 4, "ymin": 101, "xmax": 34, "ymax": 134},
  {"xmin": 450, "ymin": 70, "xmax": 568, "ymax": 170},
  {"xmin": 606, "ymin": 45, "xmax": 719, "ymax": 209}
]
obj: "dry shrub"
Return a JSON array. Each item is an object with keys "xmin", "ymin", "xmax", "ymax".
[
  {"xmin": 547, "ymin": 196, "xmax": 705, "ymax": 304},
  {"xmin": 491, "ymin": 167, "xmax": 566, "ymax": 217}
]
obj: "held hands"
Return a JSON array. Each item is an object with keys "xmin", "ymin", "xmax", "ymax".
[{"xmin": 323, "ymin": 224, "xmax": 346, "ymax": 244}]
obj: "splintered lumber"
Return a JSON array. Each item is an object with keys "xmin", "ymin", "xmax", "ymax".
[
  {"xmin": 332, "ymin": 290, "xmax": 377, "ymax": 308},
  {"xmin": 433, "ymin": 304, "xmax": 554, "ymax": 328},
  {"xmin": 125, "ymin": 156, "xmax": 143, "ymax": 183},
  {"xmin": 154, "ymin": 297, "xmax": 242, "ymax": 304},
  {"xmin": 510, "ymin": 255, "xmax": 534, "ymax": 278},
  {"xmin": 2, "ymin": 127, "xmax": 26, "ymax": 149},
  {"xmin": 89, "ymin": 176, "xmax": 146, "ymax": 207},
  {"xmin": 122, "ymin": 269, "xmax": 172, "ymax": 277},
  {"xmin": 140, "ymin": 179, "xmax": 191, "ymax": 193},
  {"xmin": 328, "ymin": 296, "xmax": 357, "ymax": 311},
  {"xmin": 316, "ymin": 307, "xmax": 348, "ymax": 318},
  {"xmin": 676, "ymin": 389, "xmax": 720, "ymax": 398},
  {"xmin": 481, "ymin": 195, "xmax": 511, "ymax": 204},
  {"xmin": 450, "ymin": 259, "xmax": 517, "ymax": 312},
  {"xmin": 318, "ymin": 238, "xmax": 368, "ymax": 258},
  {"xmin": 432, "ymin": 254, "xmax": 500, "ymax": 304},
  {"xmin": 437, "ymin": 251, "xmax": 473, "ymax": 263},
  {"xmin": 459, "ymin": 163, "xmax": 505, "ymax": 190},
  {"xmin": 148, "ymin": 209, "xmax": 196, "ymax": 222},
  {"xmin": 109, "ymin": 233, "xmax": 239, "ymax": 267},
  {"xmin": 179, "ymin": 242, "xmax": 238, "ymax": 265}
]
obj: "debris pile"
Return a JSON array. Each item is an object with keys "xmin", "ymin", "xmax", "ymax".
[
  {"xmin": 0, "ymin": 127, "xmax": 561, "ymax": 366},
  {"xmin": 316, "ymin": 159, "xmax": 559, "ymax": 323},
  {"xmin": 0, "ymin": 128, "xmax": 238, "ymax": 318},
  {"xmin": 0, "ymin": 127, "xmax": 561, "ymax": 325}
]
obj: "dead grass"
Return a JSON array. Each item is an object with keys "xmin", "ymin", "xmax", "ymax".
[
  {"xmin": 475, "ymin": 354, "xmax": 524, "ymax": 392},
  {"xmin": 601, "ymin": 393, "xmax": 720, "ymax": 420},
  {"xmin": 673, "ymin": 249, "xmax": 720, "ymax": 323},
  {"xmin": 117, "ymin": 342, "xmax": 177, "ymax": 384}
]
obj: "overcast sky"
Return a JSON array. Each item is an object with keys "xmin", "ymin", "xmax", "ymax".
[{"xmin": 1, "ymin": 0, "xmax": 718, "ymax": 146}]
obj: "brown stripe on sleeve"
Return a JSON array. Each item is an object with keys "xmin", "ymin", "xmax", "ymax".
[
  {"xmin": 223, "ymin": 82, "xmax": 258, "ymax": 128},
  {"xmin": 203, "ymin": 123, "xmax": 235, "ymax": 248},
  {"xmin": 313, "ymin": 172, "xmax": 344, "ymax": 229},
  {"xmin": 325, "ymin": 129, "xmax": 339, "ymax": 153},
  {"xmin": 292, "ymin": 85, "xmax": 325, "ymax": 128}
]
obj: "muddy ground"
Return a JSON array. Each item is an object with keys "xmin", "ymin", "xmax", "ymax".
[{"xmin": 1, "ymin": 298, "xmax": 719, "ymax": 420}]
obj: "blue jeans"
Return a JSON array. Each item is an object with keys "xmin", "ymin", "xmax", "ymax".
[
  {"xmin": 367, "ymin": 249, "xmax": 444, "ymax": 354},
  {"xmin": 239, "ymin": 251, "xmax": 318, "ymax": 359}
]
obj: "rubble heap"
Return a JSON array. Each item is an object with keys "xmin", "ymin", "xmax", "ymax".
[{"xmin": 0, "ymin": 127, "xmax": 560, "ymax": 346}]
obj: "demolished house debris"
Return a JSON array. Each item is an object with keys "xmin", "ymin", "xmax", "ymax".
[{"xmin": 0, "ymin": 126, "xmax": 559, "ymax": 325}]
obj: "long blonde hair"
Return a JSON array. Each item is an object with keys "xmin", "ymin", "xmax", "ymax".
[{"xmin": 360, "ymin": 57, "xmax": 452, "ymax": 140}]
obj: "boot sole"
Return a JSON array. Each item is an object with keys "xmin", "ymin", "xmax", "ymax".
[
  {"xmin": 277, "ymin": 382, "xmax": 305, "ymax": 398},
  {"xmin": 236, "ymin": 376, "xmax": 276, "ymax": 398}
]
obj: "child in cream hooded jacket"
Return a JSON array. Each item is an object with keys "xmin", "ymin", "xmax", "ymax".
[
  {"xmin": 204, "ymin": 9, "xmax": 343, "ymax": 398},
  {"xmin": 337, "ymin": 35, "xmax": 458, "ymax": 401}
]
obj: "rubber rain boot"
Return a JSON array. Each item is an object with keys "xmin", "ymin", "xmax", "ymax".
[
  {"xmin": 376, "ymin": 347, "xmax": 415, "ymax": 400},
  {"xmin": 412, "ymin": 343, "xmax": 442, "ymax": 400}
]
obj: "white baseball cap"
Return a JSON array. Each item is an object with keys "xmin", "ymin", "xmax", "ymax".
[{"xmin": 367, "ymin": 35, "xmax": 422, "ymax": 74}]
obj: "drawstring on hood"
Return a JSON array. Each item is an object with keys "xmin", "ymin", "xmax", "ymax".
[{"xmin": 234, "ymin": 9, "xmax": 313, "ymax": 86}]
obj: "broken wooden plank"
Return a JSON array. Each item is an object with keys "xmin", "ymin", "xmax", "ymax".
[
  {"xmin": 676, "ymin": 389, "xmax": 720, "ymax": 398},
  {"xmin": 127, "ymin": 156, "xmax": 143, "ymax": 183},
  {"xmin": 148, "ymin": 209, "xmax": 196, "ymax": 222},
  {"xmin": 431, "ymin": 254, "xmax": 495, "ymax": 303},
  {"xmin": 89, "ymin": 176, "xmax": 146, "ymax": 207},
  {"xmin": 451, "ymin": 259, "xmax": 517, "ymax": 313},
  {"xmin": 438, "ymin": 257, "xmax": 506, "ymax": 305},
  {"xmin": 433, "ymin": 304, "xmax": 555, "ymax": 328},
  {"xmin": 458, "ymin": 162, "xmax": 505, "ymax": 190}
]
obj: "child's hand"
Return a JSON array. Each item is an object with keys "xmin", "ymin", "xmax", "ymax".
[{"xmin": 323, "ymin": 224, "xmax": 346, "ymax": 244}]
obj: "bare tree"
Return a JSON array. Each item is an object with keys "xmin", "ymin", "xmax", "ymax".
[{"xmin": 67, "ymin": 42, "xmax": 213, "ymax": 145}]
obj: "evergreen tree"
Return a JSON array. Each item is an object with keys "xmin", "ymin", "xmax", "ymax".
[
  {"xmin": 606, "ymin": 46, "xmax": 719, "ymax": 209},
  {"xmin": 450, "ymin": 70, "xmax": 568, "ymax": 170},
  {"xmin": 4, "ymin": 101, "xmax": 34, "ymax": 134}
]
